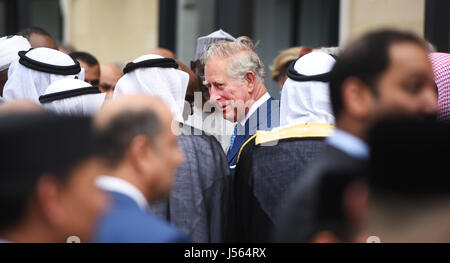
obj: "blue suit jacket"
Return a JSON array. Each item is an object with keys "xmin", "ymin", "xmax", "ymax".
[
  {"xmin": 95, "ymin": 191, "xmax": 190, "ymax": 243},
  {"xmin": 227, "ymin": 97, "xmax": 279, "ymax": 178}
]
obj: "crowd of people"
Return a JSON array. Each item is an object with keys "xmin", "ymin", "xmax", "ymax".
[{"xmin": 0, "ymin": 25, "xmax": 450, "ymax": 243}]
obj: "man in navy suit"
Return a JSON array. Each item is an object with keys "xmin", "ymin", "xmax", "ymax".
[
  {"xmin": 93, "ymin": 95, "xmax": 189, "ymax": 243},
  {"xmin": 203, "ymin": 36, "xmax": 280, "ymax": 178}
]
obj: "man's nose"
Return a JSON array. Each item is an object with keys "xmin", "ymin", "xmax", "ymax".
[
  {"xmin": 209, "ymin": 87, "xmax": 221, "ymax": 103},
  {"xmin": 422, "ymin": 88, "xmax": 439, "ymax": 115}
]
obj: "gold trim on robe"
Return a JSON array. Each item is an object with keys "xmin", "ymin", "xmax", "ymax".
[{"xmin": 236, "ymin": 123, "xmax": 335, "ymax": 164}]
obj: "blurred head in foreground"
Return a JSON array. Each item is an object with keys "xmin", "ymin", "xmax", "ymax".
[
  {"xmin": 330, "ymin": 29, "xmax": 438, "ymax": 140},
  {"xmin": 363, "ymin": 117, "xmax": 450, "ymax": 242},
  {"xmin": 0, "ymin": 113, "xmax": 107, "ymax": 242},
  {"xmin": 95, "ymin": 95, "xmax": 185, "ymax": 202}
]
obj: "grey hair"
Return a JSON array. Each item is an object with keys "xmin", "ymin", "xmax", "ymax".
[{"xmin": 202, "ymin": 36, "xmax": 265, "ymax": 83}]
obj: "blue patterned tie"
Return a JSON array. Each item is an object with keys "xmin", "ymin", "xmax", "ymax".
[{"xmin": 229, "ymin": 124, "xmax": 238, "ymax": 150}]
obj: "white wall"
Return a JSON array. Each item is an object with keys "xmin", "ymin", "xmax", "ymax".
[{"xmin": 339, "ymin": 0, "xmax": 425, "ymax": 45}]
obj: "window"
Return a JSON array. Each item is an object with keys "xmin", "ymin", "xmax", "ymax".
[
  {"xmin": 425, "ymin": 0, "xmax": 450, "ymax": 52},
  {"xmin": 164, "ymin": 0, "xmax": 340, "ymax": 98},
  {"xmin": 0, "ymin": 0, "xmax": 62, "ymax": 42},
  {"xmin": 0, "ymin": 0, "xmax": 5, "ymax": 36}
]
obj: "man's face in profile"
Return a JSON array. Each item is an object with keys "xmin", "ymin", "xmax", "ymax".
[
  {"xmin": 147, "ymin": 108, "xmax": 184, "ymax": 200},
  {"xmin": 54, "ymin": 158, "xmax": 108, "ymax": 242},
  {"xmin": 99, "ymin": 64, "xmax": 122, "ymax": 96},
  {"xmin": 79, "ymin": 60, "xmax": 100, "ymax": 87},
  {"xmin": 190, "ymin": 60, "xmax": 210, "ymax": 104},
  {"xmin": 373, "ymin": 42, "xmax": 438, "ymax": 118},
  {"xmin": 204, "ymin": 56, "xmax": 253, "ymax": 122}
]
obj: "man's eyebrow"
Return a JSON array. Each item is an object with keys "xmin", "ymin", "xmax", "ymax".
[{"xmin": 405, "ymin": 71, "xmax": 431, "ymax": 79}]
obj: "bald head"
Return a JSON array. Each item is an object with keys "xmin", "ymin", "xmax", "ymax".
[
  {"xmin": 18, "ymin": 27, "xmax": 57, "ymax": 49},
  {"xmin": 94, "ymin": 95, "xmax": 184, "ymax": 201},
  {"xmin": 0, "ymin": 99, "xmax": 45, "ymax": 115},
  {"xmin": 99, "ymin": 63, "xmax": 123, "ymax": 94},
  {"xmin": 29, "ymin": 33, "xmax": 57, "ymax": 49},
  {"xmin": 95, "ymin": 95, "xmax": 172, "ymax": 167},
  {"xmin": 96, "ymin": 95, "xmax": 172, "ymax": 129},
  {"xmin": 148, "ymin": 48, "xmax": 176, "ymax": 59}
]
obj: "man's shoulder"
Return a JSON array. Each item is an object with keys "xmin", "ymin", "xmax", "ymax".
[
  {"xmin": 98, "ymin": 204, "xmax": 188, "ymax": 242},
  {"xmin": 178, "ymin": 125, "xmax": 225, "ymax": 154},
  {"xmin": 288, "ymin": 143, "xmax": 366, "ymax": 200},
  {"xmin": 311, "ymin": 143, "xmax": 363, "ymax": 171},
  {"xmin": 179, "ymin": 124, "xmax": 223, "ymax": 145},
  {"xmin": 176, "ymin": 126, "xmax": 231, "ymax": 179},
  {"xmin": 247, "ymin": 96, "xmax": 280, "ymax": 129},
  {"xmin": 237, "ymin": 123, "xmax": 333, "ymax": 165}
]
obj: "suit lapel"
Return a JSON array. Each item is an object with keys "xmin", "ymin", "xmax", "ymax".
[
  {"xmin": 227, "ymin": 132, "xmax": 251, "ymax": 163},
  {"xmin": 247, "ymin": 97, "xmax": 278, "ymax": 133},
  {"xmin": 226, "ymin": 97, "xmax": 278, "ymax": 163}
]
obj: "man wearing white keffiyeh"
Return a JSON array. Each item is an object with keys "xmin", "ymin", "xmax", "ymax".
[
  {"xmin": 3, "ymin": 47, "xmax": 85, "ymax": 103},
  {"xmin": 280, "ymin": 51, "xmax": 336, "ymax": 127},
  {"xmin": 113, "ymin": 54, "xmax": 234, "ymax": 243},
  {"xmin": 40, "ymin": 78, "xmax": 106, "ymax": 116},
  {"xmin": 0, "ymin": 35, "xmax": 31, "ymax": 98},
  {"xmin": 114, "ymin": 54, "xmax": 188, "ymax": 123}
]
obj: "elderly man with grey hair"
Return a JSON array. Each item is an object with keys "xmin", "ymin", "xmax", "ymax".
[{"xmin": 203, "ymin": 37, "xmax": 280, "ymax": 178}]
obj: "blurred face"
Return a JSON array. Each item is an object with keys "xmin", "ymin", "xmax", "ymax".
[
  {"xmin": 79, "ymin": 61, "xmax": 100, "ymax": 87},
  {"xmin": 54, "ymin": 158, "xmax": 108, "ymax": 242},
  {"xmin": 190, "ymin": 60, "xmax": 210, "ymax": 104},
  {"xmin": 99, "ymin": 64, "xmax": 123, "ymax": 96},
  {"xmin": 146, "ymin": 111, "xmax": 184, "ymax": 200},
  {"xmin": 372, "ymin": 42, "xmax": 438, "ymax": 118},
  {"xmin": 204, "ymin": 56, "xmax": 251, "ymax": 122}
]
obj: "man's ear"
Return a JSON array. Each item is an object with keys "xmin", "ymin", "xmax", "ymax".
[
  {"xmin": 36, "ymin": 175, "xmax": 65, "ymax": 227},
  {"xmin": 342, "ymin": 77, "xmax": 374, "ymax": 119},
  {"xmin": 128, "ymin": 135, "xmax": 154, "ymax": 175},
  {"xmin": 343, "ymin": 179, "xmax": 369, "ymax": 229},
  {"xmin": 244, "ymin": 71, "xmax": 257, "ymax": 92}
]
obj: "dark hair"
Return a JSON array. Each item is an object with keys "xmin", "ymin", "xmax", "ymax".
[
  {"xmin": 368, "ymin": 117, "xmax": 450, "ymax": 197},
  {"xmin": 0, "ymin": 113, "xmax": 95, "ymax": 232},
  {"xmin": 95, "ymin": 109, "xmax": 163, "ymax": 168},
  {"xmin": 69, "ymin": 51, "xmax": 99, "ymax": 67},
  {"xmin": 17, "ymin": 26, "xmax": 52, "ymax": 39},
  {"xmin": 329, "ymin": 29, "xmax": 427, "ymax": 118},
  {"xmin": 310, "ymin": 171, "xmax": 365, "ymax": 242}
]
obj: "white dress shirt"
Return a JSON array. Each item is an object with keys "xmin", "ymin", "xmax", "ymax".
[
  {"xmin": 327, "ymin": 128, "xmax": 370, "ymax": 159},
  {"xmin": 96, "ymin": 175, "xmax": 149, "ymax": 211},
  {"xmin": 239, "ymin": 92, "xmax": 271, "ymax": 127}
]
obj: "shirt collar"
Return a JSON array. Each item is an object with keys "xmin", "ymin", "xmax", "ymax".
[
  {"xmin": 96, "ymin": 175, "xmax": 149, "ymax": 211},
  {"xmin": 327, "ymin": 128, "xmax": 370, "ymax": 159},
  {"xmin": 239, "ymin": 92, "xmax": 270, "ymax": 126}
]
